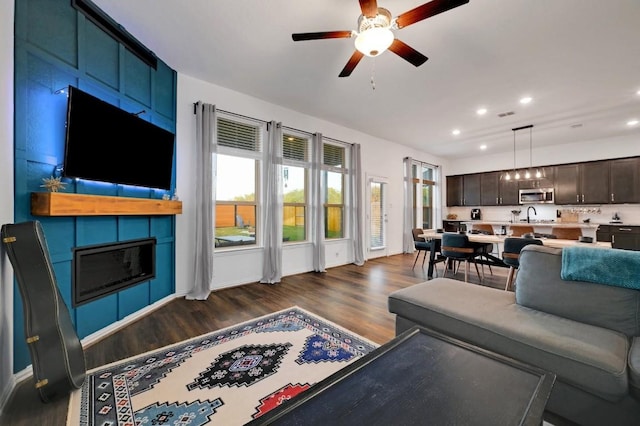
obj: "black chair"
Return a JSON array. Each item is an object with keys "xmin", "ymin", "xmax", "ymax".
[
  {"xmin": 501, "ymin": 237, "xmax": 543, "ymax": 291},
  {"xmin": 412, "ymin": 228, "xmax": 430, "ymax": 269},
  {"xmin": 441, "ymin": 233, "xmax": 484, "ymax": 282},
  {"xmin": 411, "ymin": 229, "xmax": 445, "ymax": 275}
]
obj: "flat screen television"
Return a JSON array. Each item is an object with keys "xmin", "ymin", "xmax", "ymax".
[{"xmin": 63, "ymin": 86, "xmax": 175, "ymax": 190}]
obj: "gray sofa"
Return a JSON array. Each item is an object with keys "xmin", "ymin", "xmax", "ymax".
[{"xmin": 388, "ymin": 245, "xmax": 640, "ymax": 425}]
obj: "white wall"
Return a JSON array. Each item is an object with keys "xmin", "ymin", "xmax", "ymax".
[
  {"xmin": 444, "ymin": 133, "xmax": 640, "ymax": 226},
  {"xmin": 446, "ymin": 133, "xmax": 640, "ymax": 175},
  {"xmin": 0, "ymin": 0, "xmax": 15, "ymax": 414},
  {"xmin": 175, "ymin": 73, "xmax": 443, "ymax": 293}
]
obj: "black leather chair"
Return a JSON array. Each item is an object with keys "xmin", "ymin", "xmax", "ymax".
[
  {"xmin": 501, "ymin": 237, "xmax": 543, "ymax": 291},
  {"xmin": 441, "ymin": 233, "xmax": 484, "ymax": 282},
  {"xmin": 411, "ymin": 228, "xmax": 430, "ymax": 269},
  {"xmin": 412, "ymin": 228, "xmax": 446, "ymax": 275}
]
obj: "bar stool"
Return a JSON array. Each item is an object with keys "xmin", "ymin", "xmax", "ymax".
[
  {"xmin": 509, "ymin": 225, "xmax": 535, "ymax": 237},
  {"xmin": 552, "ymin": 227, "xmax": 582, "ymax": 240}
]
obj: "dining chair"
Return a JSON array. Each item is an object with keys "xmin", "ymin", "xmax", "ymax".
[
  {"xmin": 441, "ymin": 233, "xmax": 483, "ymax": 283},
  {"xmin": 411, "ymin": 228, "xmax": 430, "ymax": 269},
  {"xmin": 411, "ymin": 228, "xmax": 446, "ymax": 275},
  {"xmin": 509, "ymin": 225, "xmax": 535, "ymax": 237},
  {"xmin": 551, "ymin": 227, "xmax": 582, "ymax": 240},
  {"xmin": 501, "ymin": 237, "xmax": 544, "ymax": 291},
  {"xmin": 469, "ymin": 224, "xmax": 496, "ymax": 274}
]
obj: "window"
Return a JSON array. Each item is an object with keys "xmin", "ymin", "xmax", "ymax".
[
  {"xmin": 323, "ymin": 142, "xmax": 347, "ymax": 239},
  {"xmin": 282, "ymin": 133, "xmax": 310, "ymax": 242},
  {"xmin": 215, "ymin": 117, "xmax": 263, "ymax": 248},
  {"xmin": 412, "ymin": 162, "xmax": 437, "ymax": 230}
]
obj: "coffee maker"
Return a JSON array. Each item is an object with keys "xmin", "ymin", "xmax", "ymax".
[{"xmin": 471, "ymin": 208, "xmax": 481, "ymax": 220}]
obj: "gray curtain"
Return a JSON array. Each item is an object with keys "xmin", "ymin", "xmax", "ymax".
[
  {"xmin": 260, "ymin": 121, "xmax": 283, "ymax": 284},
  {"xmin": 403, "ymin": 157, "xmax": 415, "ymax": 253},
  {"xmin": 186, "ymin": 102, "xmax": 216, "ymax": 300},
  {"xmin": 350, "ymin": 143, "xmax": 365, "ymax": 265},
  {"xmin": 311, "ymin": 132, "xmax": 326, "ymax": 272}
]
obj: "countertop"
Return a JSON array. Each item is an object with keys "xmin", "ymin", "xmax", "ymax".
[{"xmin": 463, "ymin": 221, "xmax": 600, "ymax": 229}]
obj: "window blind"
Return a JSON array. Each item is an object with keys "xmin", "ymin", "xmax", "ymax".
[
  {"xmin": 323, "ymin": 144, "xmax": 345, "ymax": 168},
  {"xmin": 283, "ymin": 134, "xmax": 309, "ymax": 162},
  {"xmin": 217, "ymin": 117, "xmax": 261, "ymax": 151}
]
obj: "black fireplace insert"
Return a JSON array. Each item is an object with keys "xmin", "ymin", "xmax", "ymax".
[{"xmin": 72, "ymin": 238, "xmax": 156, "ymax": 306}]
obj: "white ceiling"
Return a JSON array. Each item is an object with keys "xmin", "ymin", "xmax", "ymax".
[{"xmin": 92, "ymin": 0, "xmax": 640, "ymax": 159}]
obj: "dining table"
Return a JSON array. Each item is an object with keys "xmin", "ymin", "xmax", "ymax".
[{"xmin": 420, "ymin": 231, "xmax": 612, "ymax": 278}]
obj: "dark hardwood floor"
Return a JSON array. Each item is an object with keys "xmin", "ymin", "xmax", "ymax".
[{"xmin": 1, "ymin": 253, "xmax": 510, "ymax": 425}]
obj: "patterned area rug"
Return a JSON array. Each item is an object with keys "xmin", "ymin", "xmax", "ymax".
[{"xmin": 67, "ymin": 307, "xmax": 378, "ymax": 425}]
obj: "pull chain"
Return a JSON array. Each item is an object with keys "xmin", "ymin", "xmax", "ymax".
[{"xmin": 370, "ymin": 59, "xmax": 376, "ymax": 91}]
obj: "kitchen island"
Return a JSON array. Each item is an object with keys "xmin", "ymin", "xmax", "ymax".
[{"xmin": 463, "ymin": 221, "xmax": 601, "ymax": 239}]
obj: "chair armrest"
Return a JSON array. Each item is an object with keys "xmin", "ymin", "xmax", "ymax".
[{"xmin": 630, "ymin": 337, "xmax": 640, "ymax": 401}]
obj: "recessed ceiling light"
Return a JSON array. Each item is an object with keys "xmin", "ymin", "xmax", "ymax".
[
  {"xmin": 627, "ymin": 119, "xmax": 639, "ymax": 126},
  {"xmin": 637, "ymin": 89, "xmax": 640, "ymax": 96},
  {"xmin": 477, "ymin": 108, "xmax": 487, "ymax": 116},
  {"xmin": 452, "ymin": 129, "xmax": 461, "ymax": 136},
  {"xmin": 520, "ymin": 96, "xmax": 533, "ymax": 105},
  {"xmin": 480, "ymin": 144, "xmax": 487, "ymax": 150}
]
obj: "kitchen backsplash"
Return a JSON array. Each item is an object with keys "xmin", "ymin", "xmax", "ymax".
[{"xmin": 446, "ymin": 204, "xmax": 640, "ymax": 226}]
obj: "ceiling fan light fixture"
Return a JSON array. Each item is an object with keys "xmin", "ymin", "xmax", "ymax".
[{"xmin": 355, "ymin": 27, "xmax": 394, "ymax": 57}]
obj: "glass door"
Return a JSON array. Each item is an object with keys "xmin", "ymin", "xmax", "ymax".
[{"xmin": 368, "ymin": 177, "xmax": 388, "ymax": 258}]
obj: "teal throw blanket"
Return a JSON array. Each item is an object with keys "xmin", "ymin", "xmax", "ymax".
[{"xmin": 561, "ymin": 246, "xmax": 640, "ymax": 290}]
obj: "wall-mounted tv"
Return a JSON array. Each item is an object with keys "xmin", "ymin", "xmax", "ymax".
[{"xmin": 63, "ymin": 86, "xmax": 175, "ymax": 190}]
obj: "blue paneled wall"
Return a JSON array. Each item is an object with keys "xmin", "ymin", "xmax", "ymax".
[{"xmin": 13, "ymin": 0, "xmax": 178, "ymax": 372}]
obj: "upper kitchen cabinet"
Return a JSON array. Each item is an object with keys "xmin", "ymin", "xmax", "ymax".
[
  {"xmin": 518, "ymin": 167, "xmax": 554, "ymax": 190},
  {"xmin": 480, "ymin": 172, "xmax": 499, "ymax": 206},
  {"xmin": 610, "ymin": 157, "xmax": 640, "ymax": 203},
  {"xmin": 480, "ymin": 171, "xmax": 519, "ymax": 205},
  {"xmin": 446, "ymin": 174, "xmax": 480, "ymax": 206},
  {"xmin": 463, "ymin": 174, "xmax": 481, "ymax": 206},
  {"xmin": 554, "ymin": 161, "xmax": 609, "ymax": 204},
  {"xmin": 446, "ymin": 175, "xmax": 464, "ymax": 206}
]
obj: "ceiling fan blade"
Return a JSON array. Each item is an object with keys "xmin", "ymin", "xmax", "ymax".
[
  {"xmin": 292, "ymin": 31, "xmax": 353, "ymax": 41},
  {"xmin": 359, "ymin": 0, "xmax": 379, "ymax": 18},
  {"xmin": 395, "ymin": 0, "xmax": 469, "ymax": 29},
  {"xmin": 388, "ymin": 39, "xmax": 429, "ymax": 67},
  {"xmin": 339, "ymin": 51, "xmax": 365, "ymax": 77}
]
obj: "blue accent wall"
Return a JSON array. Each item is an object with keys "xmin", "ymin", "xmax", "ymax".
[{"xmin": 13, "ymin": 0, "xmax": 178, "ymax": 372}]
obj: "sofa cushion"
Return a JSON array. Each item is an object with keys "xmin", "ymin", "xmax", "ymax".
[
  {"xmin": 388, "ymin": 279, "xmax": 630, "ymax": 402},
  {"xmin": 515, "ymin": 245, "xmax": 640, "ymax": 337}
]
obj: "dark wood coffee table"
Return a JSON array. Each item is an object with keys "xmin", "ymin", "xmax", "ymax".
[{"xmin": 250, "ymin": 326, "xmax": 555, "ymax": 425}]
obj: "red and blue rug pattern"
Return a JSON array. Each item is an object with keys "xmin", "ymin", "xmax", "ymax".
[{"xmin": 68, "ymin": 307, "xmax": 378, "ymax": 425}]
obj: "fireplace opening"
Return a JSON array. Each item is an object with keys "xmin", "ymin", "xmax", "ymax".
[{"xmin": 72, "ymin": 238, "xmax": 156, "ymax": 307}]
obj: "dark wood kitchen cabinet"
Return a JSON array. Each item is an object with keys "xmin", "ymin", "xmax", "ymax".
[
  {"xmin": 597, "ymin": 225, "xmax": 640, "ymax": 250},
  {"xmin": 554, "ymin": 161, "xmax": 609, "ymax": 204},
  {"xmin": 609, "ymin": 157, "xmax": 640, "ymax": 203},
  {"xmin": 446, "ymin": 175, "xmax": 463, "ymax": 206},
  {"xmin": 463, "ymin": 174, "xmax": 481, "ymax": 206},
  {"xmin": 480, "ymin": 172, "xmax": 499, "ymax": 206},
  {"xmin": 480, "ymin": 172, "xmax": 519, "ymax": 205},
  {"xmin": 446, "ymin": 174, "xmax": 480, "ymax": 206}
]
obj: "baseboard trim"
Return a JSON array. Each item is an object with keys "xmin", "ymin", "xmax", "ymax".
[
  {"xmin": 6, "ymin": 293, "xmax": 178, "ymax": 399},
  {"xmin": 81, "ymin": 294, "xmax": 177, "ymax": 348}
]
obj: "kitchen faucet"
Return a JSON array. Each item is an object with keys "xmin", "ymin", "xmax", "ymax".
[{"xmin": 527, "ymin": 205, "xmax": 537, "ymax": 223}]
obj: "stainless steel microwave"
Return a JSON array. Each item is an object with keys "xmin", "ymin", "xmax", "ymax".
[{"xmin": 519, "ymin": 188, "xmax": 554, "ymax": 204}]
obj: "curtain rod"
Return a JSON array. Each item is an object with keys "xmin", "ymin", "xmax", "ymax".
[
  {"xmin": 192, "ymin": 102, "xmax": 267, "ymax": 124},
  {"xmin": 405, "ymin": 156, "xmax": 439, "ymax": 169},
  {"xmin": 193, "ymin": 101, "xmax": 355, "ymax": 146}
]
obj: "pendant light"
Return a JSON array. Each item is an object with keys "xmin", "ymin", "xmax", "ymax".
[{"xmin": 503, "ymin": 124, "xmax": 542, "ymax": 181}]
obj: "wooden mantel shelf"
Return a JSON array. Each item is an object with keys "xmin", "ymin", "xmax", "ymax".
[{"xmin": 31, "ymin": 192, "xmax": 182, "ymax": 216}]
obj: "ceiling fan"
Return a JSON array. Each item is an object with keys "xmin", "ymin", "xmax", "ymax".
[{"xmin": 292, "ymin": 0, "xmax": 469, "ymax": 77}]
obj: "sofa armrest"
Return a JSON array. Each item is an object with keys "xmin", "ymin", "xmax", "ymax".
[{"xmin": 630, "ymin": 337, "xmax": 640, "ymax": 401}]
